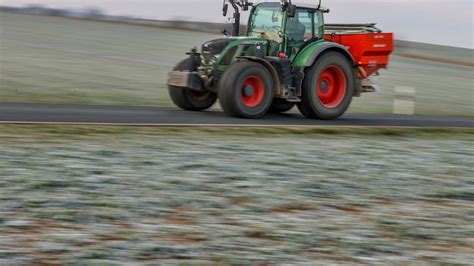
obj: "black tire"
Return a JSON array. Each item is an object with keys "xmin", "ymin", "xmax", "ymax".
[
  {"xmin": 269, "ymin": 98, "xmax": 296, "ymax": 114},
  {"xmin": 218, "ymin": 61, "xmax": 274, "ymax": 119},
  {"xmin": 297, "ymin": 52, "xmax": 355, "ymax": 120},
  {"xmin": 168, "ymin": 59, "xmax": 217, "ymax": 111}
]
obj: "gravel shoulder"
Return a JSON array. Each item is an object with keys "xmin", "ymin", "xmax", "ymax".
[{"xmin": 0, "ymin": 126, "xmax": 473, "ymax": 264}]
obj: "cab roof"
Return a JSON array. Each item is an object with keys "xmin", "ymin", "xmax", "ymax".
[{"xmin": 254, "ymin": 1, "xmax": 329, "ymax": 12}]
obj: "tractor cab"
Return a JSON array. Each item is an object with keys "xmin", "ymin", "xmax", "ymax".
[
  {"xmin": 195, "ymin": 1, "xmax": 328, "ymax": 69},
  {"xmin": 246, "ymin": 2, "xmax": 326, "ymax": 59}
]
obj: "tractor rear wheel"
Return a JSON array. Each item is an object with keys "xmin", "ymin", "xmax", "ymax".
[
  {"xmin": 168, "ymin": 59, "xmax": 217, "ymax": 111},
  {"xmin": 269, "ymin": 99, "xmax": 296, "ymax": 114},
  {"xmin": 298, "ymin": 52, "xmax": 355, "ymax": 120},
  {"xmin": 218, "ymin": 61, "xmax": 274, "ymax": 119}
]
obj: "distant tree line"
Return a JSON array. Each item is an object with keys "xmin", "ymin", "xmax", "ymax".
[
  {"xmin": 0, "ymin": 4, "xmax": 109, "ymax": 19},
  {"xmin": 0, "ymin": 4, "xmax": 236, "ymax": 35}
]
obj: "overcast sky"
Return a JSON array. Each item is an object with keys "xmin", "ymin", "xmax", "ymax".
[{"xmin": 2, "ymin": 0, "xmax": 473, "ymax": 48}]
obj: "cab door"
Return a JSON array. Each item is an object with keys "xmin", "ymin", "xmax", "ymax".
[
  {"xmin": 285, "ymin": 9, "xmax": 314, "ymax": 59},
  {"xmin": 285, "ymin": 10, "xmax": 325, "ymax": 60}
]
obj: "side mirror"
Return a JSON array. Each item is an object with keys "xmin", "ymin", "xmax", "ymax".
[
  {"xmin": 287, "ymin": 4, "xmax": 296, "ymax": 17},
  {"xmin": 223, "ymin": 2, "xmax": 228, "ymax": 16},
  {"xmin": 241, "ymin": 0, "xmax": 250, "ymax": 11}
]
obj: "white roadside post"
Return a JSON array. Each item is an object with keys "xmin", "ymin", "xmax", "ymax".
[{"xmin": 393, "ymin": 86, "xmax": 416, "ymax": 115}]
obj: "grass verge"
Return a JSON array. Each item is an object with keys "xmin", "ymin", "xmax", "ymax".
[{"xmin": 0, "ymin": 125, "xmax": 473, "ymax": 140}]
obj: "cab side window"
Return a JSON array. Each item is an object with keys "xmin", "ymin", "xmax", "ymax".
[
  {"xmin": 314, "ymin": 11, "xmax": 324, "ymax": 39},
  {"xmin": 297, "ymin": 10, "xmax": 313, "ymax": 40},
  {"xmin": 286, "ymin": 9, "xmax": 314, "ymax": 58},
  {"xmin": 286, "ymin": 9, "xmax": 313, "ymax": 41}
]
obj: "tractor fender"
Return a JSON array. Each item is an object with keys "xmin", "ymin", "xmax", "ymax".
[
  {"xmin": 237, "ymin": 56, "xmax": 284, "ymax": 96},
  {"xmin": 294, "ymin": 42, "xmax": 355, "ymax": 68}
]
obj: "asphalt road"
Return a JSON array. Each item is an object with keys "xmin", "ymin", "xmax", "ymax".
[{"xmin": 0, "ymin": 103, "xmax": 473, "ymax": 128}]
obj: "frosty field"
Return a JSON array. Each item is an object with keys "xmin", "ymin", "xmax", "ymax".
[{"xmin": 0, "ymin": 126, "xmax": 473, "ymax": 264}]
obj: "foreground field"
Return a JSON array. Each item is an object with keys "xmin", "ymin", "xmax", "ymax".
[
  {"xmin": 1, "ymin": 13, "xmax": 473, "ymax": 117},
  {"xmin": 0, "ymin": 126, "xmax": 473, "ymax": 264}
]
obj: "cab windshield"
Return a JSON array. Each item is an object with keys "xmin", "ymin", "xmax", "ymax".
[{"xmin": 247, "ymin": 3, "xmax": 283, "ymax": 40}]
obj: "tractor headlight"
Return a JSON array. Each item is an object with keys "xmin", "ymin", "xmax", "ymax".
[{"xmin": 201, "ymin": 38, "xmax": 232, "ymax": 64}]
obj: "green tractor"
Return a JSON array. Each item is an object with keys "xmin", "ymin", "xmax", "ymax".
[{"xmin": 167, "ymin": 0, "xmax": 393, "ymax": 119}]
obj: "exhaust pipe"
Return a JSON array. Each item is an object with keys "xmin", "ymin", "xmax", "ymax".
[{"xmin": 222, "ymin": 0, "xmax": 253, "ymax": 37}]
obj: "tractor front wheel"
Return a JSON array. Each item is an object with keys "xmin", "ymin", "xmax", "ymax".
[
  {"xmin": 168, "ymin": 59, "xmax": 217, "ymax": 111},
  {"xmin": 298, "ymin": 52, "xmax": 355, "ymax": 120},
  {"xmin": 218, "ymin": 61, "xmax": 274, "ymax": 119}
]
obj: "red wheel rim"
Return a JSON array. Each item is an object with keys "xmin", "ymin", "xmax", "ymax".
[
  {"xmin": 316, "ymin": 65, "xmax": 347, "ymax": 108},
  {"xmin": 241, "ymin": 76, "xmax": 265, "ymax": 108}
]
